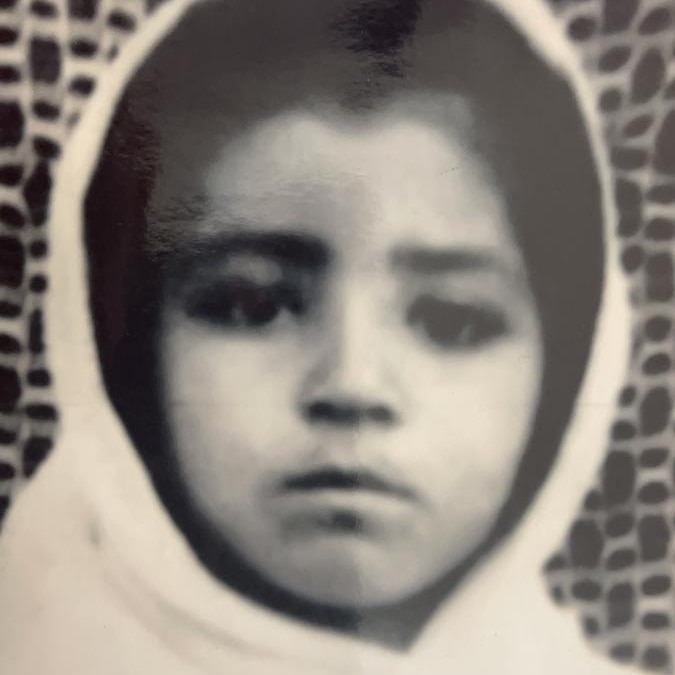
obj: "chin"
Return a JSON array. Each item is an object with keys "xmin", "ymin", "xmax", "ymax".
[
  {"xmin": 290, "ymin": 578, "xmax": 420, "ymax": 610},
  {"xmin": 268, "ymin": 548, "xmax": 442, "ymax": 610}
]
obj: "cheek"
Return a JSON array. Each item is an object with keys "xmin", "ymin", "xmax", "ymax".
[
  {"xmin": 408, "ymin": 337, "xmax": 544, "ymax": 503},
  {"xmin": 158, "ymin": 321, "xmax": 306, "ymax": 473}
]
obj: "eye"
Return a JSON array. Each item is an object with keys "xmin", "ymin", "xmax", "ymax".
[
  {"xmin": 407, "ymin": 294, "xmax": 508, "ymax": 350},
  {"xmin": 183, "ymin": 279, "xmax": 306, "ymax": 331}
]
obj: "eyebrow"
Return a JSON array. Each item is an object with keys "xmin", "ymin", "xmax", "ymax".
[
  {"xmin": 175, "ymin": 231, "xmax": 330, "ymax": 270},
  {"xmin": 154, "ymin": 198, "xmax": 516, "ymax": 278},
  {"xmin": 391, "ymin": 245, "xmax": 517, "ymax": 277}
]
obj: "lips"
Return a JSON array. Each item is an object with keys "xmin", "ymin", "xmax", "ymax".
[{"xmin": 280, "ymin": 467, "xmax": 417, "ymax": 501}]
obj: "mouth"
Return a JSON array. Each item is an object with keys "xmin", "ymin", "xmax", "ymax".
[{"xmin": 280, "ymin": 467, "xmax": 417, "ymax": 502}]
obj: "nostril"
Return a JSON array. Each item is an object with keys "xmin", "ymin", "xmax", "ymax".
[
  {"xmin": 304, "ymin": 401, "xmax": 362, "ymax": 426},
  {"xmin": 369, "ymin": 404, "xmax": 396, "ymax": 424},
  {"xmin": 303, "ymin": 400, "xmax": 397, "ymax": 426}
]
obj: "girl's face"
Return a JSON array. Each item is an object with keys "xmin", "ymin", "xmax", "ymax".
[{"xmin": 148, "ymin": 99, "xmax": 544, "ymax": 609}]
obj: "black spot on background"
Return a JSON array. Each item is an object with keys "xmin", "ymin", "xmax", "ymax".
[
  {"xmin": 27, "ymin": 369, "xmax": 50, "ymax": 387},
  {"xmin": 638, "ymin": 7, "xmax": 672, "ymax": 35},
  {"xmin": 611, "ymin": 643, "xmax": 636, "ymax": 662},
  {"xmin": 569, "ymin": 519, "xmax": 604, "ymax": 568},
  {"xmin": 618, "ymin": 213, "xmax": 641, "ymax": 237},
  {"xmin": 32, "ymin": 101, "xmax": 60, "ymax": 121},
  {"xmin": 638, "ymin": 515, "xmax": 669, "ymax": 561},
  {"xmin": 68, "ymin": 0, "xmax": 96, "ymax": 19},
  {"xmin": 619, "ymin": 386, "xmax": 637, "ymax": 406},
  {"xmin": 645, "ymin": 218, "xmax": 674, "ymax": 241},
  {"xmin": 69, "ymin": 76, "xmax": 95, "ymax": 96},
  {"xmin": 572, "ymin": 579, "xmax": 602, "ymax": 601},
  {"xmin": 70, "ymin": 39, "xmax": 97, "ymax": 57},
  {"xmin": 603, "ymin": 451, "xmax": 636, "ymax": 506},
  {"xmin": 666, "ymin": 77, "xmax": 675, "ymax": 99},
  {"xmin": 615, "ymin": 178, "xmax": 642, "ymax": 211},
  {"xmin": 25, "ymin": 403, "xmax": 57, "ymax": 422},
  {"xmin": 108, "ymin": 9, "xmax": 135, "ymax": 31},
  {"xmin": 584, "ymin": 490, "xmax": 604, "ymax": 511},
  {"xmin": 551, "ymin": 584, "xmax": 565, "ymax": 604},
  {"xmin": 645, "ymin": 253, "xmax": 674, "ymax": 302},
  {"xmin": 29, "ymin": 310, "xmax": 44, "ymax": 354},
  {"xmin": 642, "ymin": 575, "xmax": 671, "ymax": 596},
  {"xmin": 0, "ymin": 427, "xmax": 16, "ymax": 445},
  {"xmin": 642, "ymin": 613, "xmax": 670, "ymax": 630},
  {"xmin": 32, "ymin": 137, "xmax": 60, "ymax": 160},
  {"xmin": 606, "ymin": 512, "xmax": 634, "ymax": 538},
  {"xmin": 0, "ymin": 461, "xmax": 15, "ymax": 481},
  {"xmin": 606, "ymin": 548, "xmax": 637, "ymax": 571},
  {"xmin": 0, "ymin": 165, "xmax": 22, "ymax": 187},
  {"xmin": 643, "ymin": 353, "xmax": 671, "ymax": 375},
  {"xmin": 638, "ymin": 481, "xmax": 669, "ymax": 505},
  {"xmin": 29, "ymin": 38, "xmax": 61, "ymax": 84},
  {"xmin": 640, "ymin": 447, "xmax": 667, "ymax": 468},
  {"xmin": 0, "ymin": 102, "xmax": 23, "ymax": 148},
  {"xmin": 645, "ymin": 316, "xmax": 671, "ymax": 341},
  {"xmin": 545, "ymin": 554, "xmax": 567, "ymax": 572},
  {"xmin": 29, "ymin": 275, "xmax": 47, "ymax": 294},
  {"xmin": 0, "ymin": 334, "xmax": 21, "ymax": 354},
  {"xmin": 0, "ymin": 302, "xmax": 20, "ymax": 318},
  {"xmin": 612, "ymin": 420, "xmax": 636, "ymax": 440},
  {"xmin": 0, "ymin": 65, "xmax": 20, "ymax": 83},
  {"xmin": 642, "ymin": 646, "xmax": 670, "ymax": 670},
  {"xmin": 23, "ymin": 161, "xmax": 52, "ymax": 227},
  {"xmin": 0, "ymin": 236, "xmax": 24, "ymax": 288},
  {"xmin": 0, "ymin": 203, "xmax": 25, "ymax": 229},
  {"xmin": 623, "ymin": 114, "xmax": 653, "ymax": 139},
  {"xmin": 621, "ymin": 245, "xmax": 644, "ymax": 272},
  {"xmin": 611, "ymin": 146, "xmax": 649, "ymax": 171},
  {"xmin": 568, "ymin": 15, "xmax": 597, "ymax": 41},
  {"xmin": 583, "ymin": 616, "xmax": 600, "ymax": 636},
  {"xmin": 631, "ymin": 49, "xmax": 666, "ymax": 103},
  {"xmin": 646, "ymin": 183, "xmax": 675, "ymax": 204},
  {"xmin": 599, "ymin": 88, "xmax": 622, "ymax": 112},
  {"xmin": 599, "ymin": 45, "xmax": 632, "ymax": 72},
  {"xmin": 654, "ymin": 110, "xmax": 675, "ymax": 174},
  {"xmin": 640, "ymin": 387, "xmax": 671, "ymax": 435},
  {"xmin": 602, "ymin": 0, "xmax": 638, "ymax": 33},
  {"xmin": 22, "ymin": 436, "xmax": 52, "ymax": 478},
  {"xmin": 608, "ymin": 582, "xmax": 635, "ymax": 627},
  {"xmin": 0, "ymin": 366, "xmax": 21, "ymax": 412},
  {"xmin": 0, "ymin": 496, "xmax": 8, "ymax": 521},
  {"xmin": 30, "ymin": 1, "xmax": 56, "ymax": 17},
  {"xmin": 0, "ymin": 27, "xmax": 18, "ymax": 45},
  {"xmin": 29, "ymin": 240, "xmax": 48, "ymax": 259}
]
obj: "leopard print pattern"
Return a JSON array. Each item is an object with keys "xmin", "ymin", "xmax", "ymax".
[
  {"xmin": 0, "ymin": 0, "xmax": 151, "ymax": 511},
  {"xmin": 543, "ymin": 1, "xmax": 675, "ymax": 672},
  {"xmin": 0, "ymin": 0, "xmax": 673, "ymax": 671}
]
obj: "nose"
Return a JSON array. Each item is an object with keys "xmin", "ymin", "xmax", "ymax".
[{"xmin": 299, "ymin": 289, "xmax": 401, "ymax": 429}]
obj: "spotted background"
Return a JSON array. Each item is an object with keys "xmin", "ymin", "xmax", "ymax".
[{"xmin": 0, "ymin": 0, "xmax": 673, "ymax": 671}]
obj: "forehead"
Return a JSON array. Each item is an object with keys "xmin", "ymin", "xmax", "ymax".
[{"xmin": 147, "ymin": 94, "xmax": 519, "ymax": 263}]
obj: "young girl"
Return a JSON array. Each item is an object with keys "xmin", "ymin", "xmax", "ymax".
[{"xmin": 0, "ymin": 1, "xmax": 633, "ymax": 673}]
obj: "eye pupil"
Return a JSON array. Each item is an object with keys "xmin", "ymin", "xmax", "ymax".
[
  {"xmin": 407, "ymin": 295, "xmax": 505, "ymax": 349},
  {"xmin": 238, "ymin": 288, "xmax": 281, "ymax": 327},
  {"xmin": 425, "ymin": 310, "xmax": 472, "ymax": 344},
  {"xmin": 184, "ymin": 279, "xmax": 304, "ymax": 330}
]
